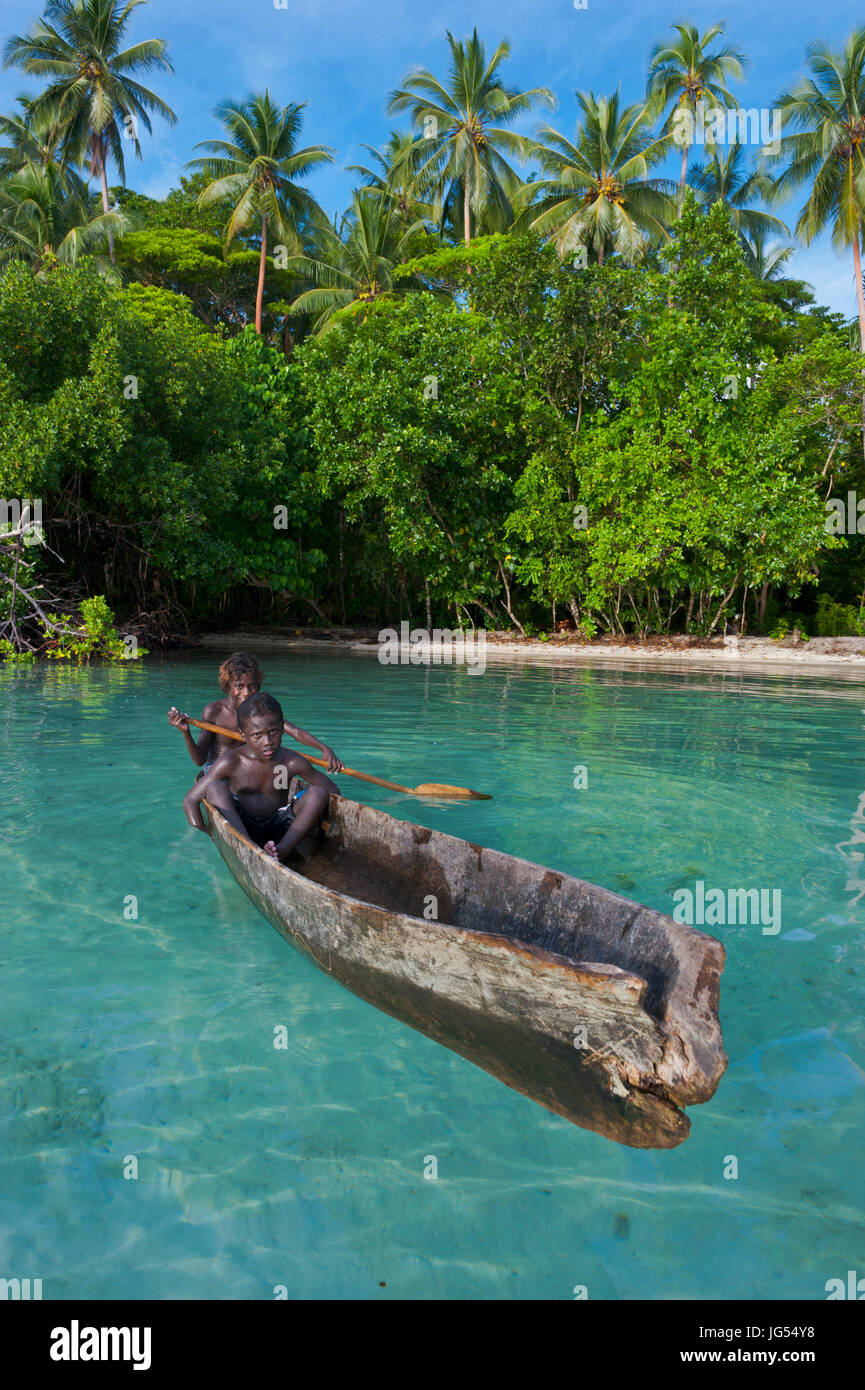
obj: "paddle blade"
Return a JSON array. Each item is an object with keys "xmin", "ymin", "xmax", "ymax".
[{"xmin": 413, "ymin": 783, "xmax": 493, "ymax": 800}]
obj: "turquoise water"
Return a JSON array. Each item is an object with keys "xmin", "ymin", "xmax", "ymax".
[{"xmin": 1, "ymin": 650, "xmax": 863, "ymax": 1300}]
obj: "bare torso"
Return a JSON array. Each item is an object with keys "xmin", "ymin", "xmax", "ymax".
[
  {"xmin": 223, "ymin": 747, "xmax": 298, "ymax": 820},
  {"xmin": 202, "ymin": 697, "xmax": 245, "ymax": 759}
]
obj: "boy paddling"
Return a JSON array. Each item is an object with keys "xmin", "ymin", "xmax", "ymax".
[
  {"xmin": 183, "ymin": 693, "xmax": 339, "ymax": 864},
  {"xmin": 168, "ymin": 651, "xmax": 343, "ymax": 773}
]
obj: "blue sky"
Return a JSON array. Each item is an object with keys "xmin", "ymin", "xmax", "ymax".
[{"xmin": 1, "ymin": 0, "xmax": 863, "ymax": 317}]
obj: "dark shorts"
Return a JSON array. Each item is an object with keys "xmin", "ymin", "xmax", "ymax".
[{"xmin": 231, "ymin": 778, "xmax": 307, "ymax": 848}]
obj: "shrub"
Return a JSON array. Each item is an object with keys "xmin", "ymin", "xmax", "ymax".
[
  {"xmin": 813, "ymin": 593, "xmax": 865, "ymax": 637},
  {"xmin": 41, "ymin": 595, "xmax": 147, "ymax": 663}
]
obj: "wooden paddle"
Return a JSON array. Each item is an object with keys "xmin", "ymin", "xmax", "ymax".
[{"xmin": 180, "ymin": 715, "xmax": 492, "ymax": 800}]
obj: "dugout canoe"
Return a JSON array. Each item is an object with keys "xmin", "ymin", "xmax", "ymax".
[{"xmin": 204, "ymin": 796, "xmax": 727, "ymax": 1149}]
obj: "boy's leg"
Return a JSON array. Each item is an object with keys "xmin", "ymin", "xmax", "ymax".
[
  {"xmin": 202, "ymin": 778, "xmax": 250, "ymax": 839},
  {"xmin": 271, "ymin": 785, "xmax": 329, "ymax": 862}
]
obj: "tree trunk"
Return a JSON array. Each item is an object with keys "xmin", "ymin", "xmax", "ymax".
[
  {"xmin": 496, "ymin": 559, "xmax": 525, "ymax": 635},
  {"xmin": 678, "ymin": 138, "xmax": 690, "ymax": 211},
  {"xmin": 852, "ymin": 228, "xmax": 865, "ymax": 464},
  {"xmin": 707, "ymin": 578, "xmax": 740, "ymax": 637},
  {"xmin": 473, "ymin": 599, "xmax": 499, "ymax": 628},
  {"xmin": 97, "ymin": 138, "xmax": 116, "ymax": 264},
  {"xmin": 463, "ymin": 179, "xmax": 471, "ymax": 246},
  {"xmin": 757, "ymin": 581, "xmax": 770, "ymax": 633},
  {"xmin": 338, "ymin": 505, "xmax": 346, "ymax": 626},
  {"xmin": 399, "ymin": 568, "xmax": 408, "ymax": 624},
  {"xmin": 255, "ymin": 213, "xmax": 268, "ymax": 335},
  {"xmin": 853, "ymin": 228, "xmax": 865, "ymax": 352}
]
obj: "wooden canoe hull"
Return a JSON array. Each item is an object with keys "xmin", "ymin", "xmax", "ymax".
[{"xmin": 205, "ymin": 797, "xmax": 727, "ymax": 1149}]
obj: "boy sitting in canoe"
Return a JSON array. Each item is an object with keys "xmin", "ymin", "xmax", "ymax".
[
  {"xmin": 168, "ymin": 650, "xmax": 343, "ymax": 774},
  {"xmin": 183, "ymin": 693, "xmax": 339, "ymax": 864}
]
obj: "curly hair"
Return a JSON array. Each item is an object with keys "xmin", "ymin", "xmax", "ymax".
[
  {"xmin": 218, "ymin": 652, "xmax": 263, "ymax": 692},
  {"xmin": 237, "ymin": 692, "xmax": 284, "ymax": 730}
]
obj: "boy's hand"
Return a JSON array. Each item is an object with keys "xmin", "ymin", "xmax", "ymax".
[
  {"xmin": 263, "ymin": 840, "xmax": 280, "ymax": 861},
  {"xmin": 183, "ymin": 797, "xmax": 208, "ymax": 832},
  {"xmin": 168, "ymin": 707, "xmax": 189, "ymax": 732},
  {"xmin": 183, "ymin": 756, "xmax": 231, "ymax": 831},
  {"xmin": 321, "ymin": 745, "xmax": 344, "ymax": 773}
]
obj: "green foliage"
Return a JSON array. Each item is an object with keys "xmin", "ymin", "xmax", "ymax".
[
  {"xmin": 42, "ymin": 595, "xmax": 147, "ymax": 663},
  {"xmin": 0, "ymin": 161, "xmax": 124, "ymax": 273},
  {"xmin": 504, "ymin": 201, "xmax": 852, "ymax": 633},
  {"xmin": 0, "ymin": 262, "xmax": 323, "ymax": 623},
  {"xmin": 222, "ymin": 328, "xmax": 327, "ymax": 595},
  {"xmin": 395, "ymin": 233, "xmax": 513, "ymax": 285},
  {"xmin": 288, "ymin": 190, "xmax": 432, "ymax": 333},
  {"xmin": 296, "ymin": 293, "xmax": 524, "ymax": 623},
  {"xmin": 3, "ymin": 0, "xmax": 176, "ymax": 205},
  {"xmin": 112, "ymin": 173, "xmax": 235, "ymax": 238},
  {"xmin": 290, "ymin": 202, "xmax": 865, "ymax": 635},
  {"xmin": 4, "ymin": 22, "xmax": 865, "ymax": 652},
  {"xmin": 387, "ymin": 29, "xmax": 554, "ymax": 243},
  {"xmin": 812, "ymin": 593, "xmax": 865, "ymax": 636},
  {"xmin": 114, "ymin": 227, "xmax": 295, "ymax": 330},
  {"xmin": 523, "ymin": 91, "xmax": 676, "ymax": 263},
  {"xmin": 0, "ymin": 638, "xmax": 36, "ymax": 662},
  {"xmin": 768, "ymin": 613, "xmax": 811, "ymax": 641},
  {"xmin": 1, "ymin": 177, "xmax": 863, "ymax": 643}
]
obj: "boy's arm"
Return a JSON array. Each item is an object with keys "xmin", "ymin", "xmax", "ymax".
[
  {"xmin": 284, "ymin": 751, "xmax": 339, "ymax": 799},
  {"xmin": 283, "ymin": 719, "xmax": 344, "ymax": 773},
  {"xmin": 183, "ymin": 752, "xmax": 235, "ymax": 831},
  {"xmin": 168, "ymin": 706, "xmax": 212, "ymax": 767}
]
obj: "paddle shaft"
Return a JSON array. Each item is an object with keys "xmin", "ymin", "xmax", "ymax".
[{"xmin": 180, "ymin": 715, "xmax": 489, "ymax": 798}]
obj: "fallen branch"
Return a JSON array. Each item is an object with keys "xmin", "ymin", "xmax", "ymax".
[{"xmin": 0, "ymin": 567, "xmax": 64, "ymax": 632}]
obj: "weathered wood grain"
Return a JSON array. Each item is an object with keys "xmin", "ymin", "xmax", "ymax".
[{"xmin": 205, "ymin": 796, "xmax": 727, "ymax": 1148}]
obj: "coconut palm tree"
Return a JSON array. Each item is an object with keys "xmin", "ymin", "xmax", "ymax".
[
  {"xmin": 347, "ymin": 131, "xmax": 436, "ymax": 226},
  {"xmin": 690, "ymin": 141, "xmax": 788, "ymax": 244},
  {"xmin": 388, "ymin": 28, "xmax": 554, "ymax": 245},
  {"xmin": 740, "ymin": 227, "xmax": 796, "ymax": 281},
  {"xmin": 0, "ymin": 159, "xmax": 126, "ymax": 272},
  {"xmin": 647, "ymin": 21, "xmax": 746, "ymax": 205},
  {"xmin": 769, "ymin": 28, "xmax": 865, "ymax": 350},
  {"xmin": 285, "ymin": 190, "xmax": 429, "ymax": 334},
  {"xmin": 3, "ymin": 0, "xmax": 176, "ymax": 261},
  {"xmin": 523, "ymin": 91, "xmax": 676, "ymax": 264},
  {"xmin": 0, "ymin": 96, "xmax": 66, "ymax": 173},
  {"xmin": 189, "ymin": 92, "xmax": 334, "ymax": 335}
]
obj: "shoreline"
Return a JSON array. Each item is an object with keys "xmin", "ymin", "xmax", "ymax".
[{"xmin": 194, "ymin": 628, "xmax": 865, "ymax": 678}]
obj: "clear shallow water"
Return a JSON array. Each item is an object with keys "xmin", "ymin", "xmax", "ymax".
[{"xmin": 0, "ymin": 651, "xmax": 863, "ymax": 1300}]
